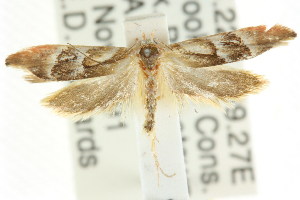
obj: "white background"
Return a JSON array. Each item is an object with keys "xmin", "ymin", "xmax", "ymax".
[{"xmin": 0, "ymin": 0, "xmax": 299, "ymax": 200}]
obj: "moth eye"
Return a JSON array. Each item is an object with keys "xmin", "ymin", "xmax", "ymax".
[
  {"xmin": 140, "ymin": 47, "xmax": 152, "ymax": 58},
  {"xmin": 144, "ymin": 48, "xmax": 151, "ymax": 57}
]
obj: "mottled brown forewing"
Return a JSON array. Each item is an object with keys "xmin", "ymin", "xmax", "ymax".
[
  {"xmin": 6, "ymin": 45, "xmax": 130, "ymax": 82},
  {"xmin": 167, "ymin": 25, "xmax": 297, "ymax": 68}
]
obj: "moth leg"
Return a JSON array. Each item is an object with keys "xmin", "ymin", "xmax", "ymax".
[
  {"xmin": 147, "ymin": 130, "xmax": 176, "ymax": 185},
  {"xmin": 156, "ymin": 95, "xmax": 162, "ymax": 101}
]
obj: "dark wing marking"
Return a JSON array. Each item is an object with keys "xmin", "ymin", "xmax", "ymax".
[
  {"xmin": 5, "ymin": 45, "xmax": 130, "ymax": 82},
  {"xmin": 165, "ymin": 25, "xmax": 296, "ymax": 68}
]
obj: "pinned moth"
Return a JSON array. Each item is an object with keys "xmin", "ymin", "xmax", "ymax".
[{"xmin": 6, "ymin": 25, "xmax": 296, "ymax": 177}]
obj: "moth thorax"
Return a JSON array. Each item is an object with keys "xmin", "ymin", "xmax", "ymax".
[{"xmin": 139, "ymin": 45, "xmax": 160, "ymax": 69}]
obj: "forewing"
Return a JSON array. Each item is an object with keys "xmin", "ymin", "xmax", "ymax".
[
  {"xmin": 166, "ymin": 25, "xmax": 296, "ymax": 68},
  {"xmin": 162, "ymin": 63, "xmax": 267, "ymax": 105},
  {"xmin": 41, "ymin": 60, "xmax": 139, "ymax": 120},
  {"xmin": 5, "ymin": 45, "xmax": 130, "ymax": 82}
]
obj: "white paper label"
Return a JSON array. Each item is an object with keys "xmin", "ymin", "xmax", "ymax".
[{"xmin": 55, "ymin": 0, "xmax": 256, "ymax": 199}]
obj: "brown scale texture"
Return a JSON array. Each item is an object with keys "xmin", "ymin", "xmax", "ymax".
[{"xmin": 143, "ymin": 76, "xmax": 158, "ymax": 133}]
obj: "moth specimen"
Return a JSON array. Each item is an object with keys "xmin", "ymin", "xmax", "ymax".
[{"xmin": 6, "ymin": 25, "xmax": 296, "ymax": 177}]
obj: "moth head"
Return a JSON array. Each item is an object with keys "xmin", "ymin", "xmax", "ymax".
[{"xmin": 139, "ymin": 44, "xmax": 161, "ymax": 69}]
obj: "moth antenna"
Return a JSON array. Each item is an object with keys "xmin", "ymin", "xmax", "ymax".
[
  {"xmin": 153, "ymin": 38, "xmax": 172, "ymax": 51},
  {"xmin": 150, "ymin": 31, "xmax": 156, "ymax": 40},
  {"xmin": 67, "ymin": 43, "xmax": 102, "ymax": 65},
  {"xmin": 122, "ymin": 40, "xmax": 140, "ymax": 58},
  {"xmin": 142, "ymin": 32, "xmax": 146, "ymax": 40},
  {"xmin": 134, "ymin": 22, "xmax": 141, "ymax": 27}
]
